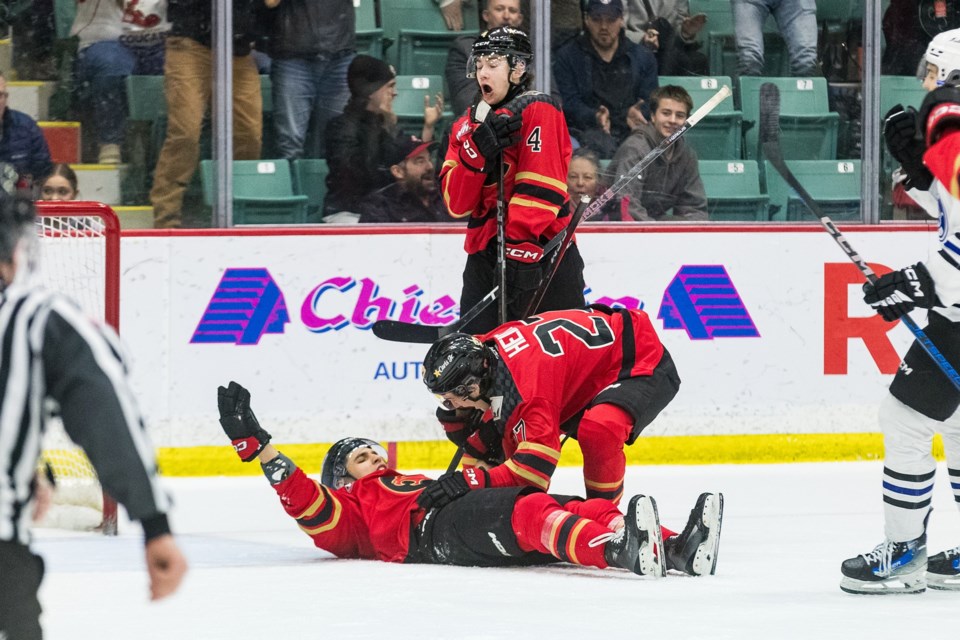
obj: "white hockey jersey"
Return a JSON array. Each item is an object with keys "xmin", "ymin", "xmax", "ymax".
[{"xmin": 907, "ymin": 130, "xmax": 960, "ymax": 323}]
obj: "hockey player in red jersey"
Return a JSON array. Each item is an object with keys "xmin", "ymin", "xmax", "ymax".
[
  {"xmin": 419, "ymin": 306, "xmax": 722, "ymax": 575},
  {"xmin": 840, "ymin": 81, "xmax": 960, "ymax": 594},
  {"xmin": 217, "ymin": 381, "xmax": 722, "ymax": 577},
  {"xmin": 441, "ymin": 26, "xmax": 586, "ymax": 334}
]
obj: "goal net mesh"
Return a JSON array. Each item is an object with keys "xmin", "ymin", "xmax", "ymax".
[{"xmin": 34, "ymin": 204, "xmax": 120, "ymax": 534}]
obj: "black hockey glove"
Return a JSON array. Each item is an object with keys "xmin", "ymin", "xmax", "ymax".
[
  {"xmin": 416, "ymin": 467, "xmax": 490, "ymax": 511},
  {"xmin": 883, "ymin": 104, "xmax": 933, "ymax": 191},
  {"xmin": 459, "ymin": 112, "xmax": 522, "ymax": 172},
  {"xmin": 436, "ymin": 406, "xmax": 484, "ymax": 447},
  {"xmin": 462, "ymin": 419, "xmax": 504, "ymax": 466},
  {"xmin": 862, "ymin": 262, "xmax": 939, "ymax": 322},
  {"xmin": 218, "ymin": 381, "xmax": 272, "ymax": 462}
]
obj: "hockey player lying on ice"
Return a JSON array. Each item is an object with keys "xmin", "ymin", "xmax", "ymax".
[{"xmin": 218, "ymin": 381, "xmax": 722, "ymax": 577}]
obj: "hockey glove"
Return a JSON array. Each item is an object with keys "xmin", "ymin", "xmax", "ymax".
[
  {"xmin": 919, "ymin": 84, "xmax": 960, "ymax": 146},
  {"xmin": 459, "ymin": 112, "xmax": 522, "ymax": 172},
  {"xmin": 883, "ymin": 105, "xmax": 933, "ymax": 191},
  {"xmin": 462, "ymin": 420, "xmax": 504, "ymax": 466},
  {"xmin": 416, "ymin": 467, "xmax": 490, "ymax": 511},
  {"xmin": 218, "ymin": 381, "xmax": 272, "ymax": 462},
  {"xmin": 436, "ymin": 406, "xmax": 484, "ymax": 447},
  {"xmin": 862, "ymin": 262, "xmax": 938, "ymax": 322}
]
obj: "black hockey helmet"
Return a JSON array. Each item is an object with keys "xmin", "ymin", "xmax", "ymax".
[
  {"xmin": 467, "ymin": 26, "xmax": 533, "ymax": 80},
  {"xmin": 422, "ymin": 332, "xmax": 490, "ymax": 402},
  {"xmin": 320, "ymin": 437, "xmax": 388, "ymax": 488}
]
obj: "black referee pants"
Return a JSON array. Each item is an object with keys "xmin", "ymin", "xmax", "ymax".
[{"xmin": 0, "ymin": 541, "xmax": 44, "ymax": 640}]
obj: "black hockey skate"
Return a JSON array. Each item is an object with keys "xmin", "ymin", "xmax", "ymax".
[
  {"xmin": 605, "ymin": 494, "xmax": 665, "ymax": 577},
  {"xmin": 840, "ymin": 536, "xmax": 927, "ymax": 594},
  {"xmin": 664, "ymin": 492, "xmax": 724, "ymax": 576},
  {"xmin": 927, "ymin": 546, "xmax": 960, "ymax": 591}
]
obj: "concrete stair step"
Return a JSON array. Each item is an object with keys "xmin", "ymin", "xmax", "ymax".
[
  {"xmin": 73, "ymin": 163, "xmax": 127, "ymax": 206},
  {"xmin": 113, "ymin": 205, "xmax": 153, "ymax": 229},
  {"xmin": 9, "ymin": 81, "xmax": 57, "ymax": 121}
]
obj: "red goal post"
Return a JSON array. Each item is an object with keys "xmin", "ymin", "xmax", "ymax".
[{"xmin": 35, "ymin": 201, "xmax": 121, "ymax": 535}]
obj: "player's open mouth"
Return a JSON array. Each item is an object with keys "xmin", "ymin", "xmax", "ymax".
[{"xmin": 481, "ymin": 83, "xmax": 494, "ymax": 97}]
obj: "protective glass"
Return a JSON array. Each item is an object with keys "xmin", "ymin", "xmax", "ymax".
[
  {"xmin": 466, "ymin": 53, "xmax": 508, "ymax": 78},
  {"xmin": 433, "ymin": 379, "xmax": 480, "ymax": 409}
]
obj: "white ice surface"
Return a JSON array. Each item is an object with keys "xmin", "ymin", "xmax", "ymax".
[{"xmin": 34, "ymin": 462, "xmax": 960, "ymax": 639}]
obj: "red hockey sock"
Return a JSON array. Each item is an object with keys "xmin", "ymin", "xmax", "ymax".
[
  {"xmin": 578, "ymin": 403, "xmax": 633, "ymax": 504},
  {"xmin": 562, "ymin": 497, "xmax": 678, "ymax": 539},
  {"xmin": 512, "ymin": 492, "xmax": 615, "ymax": 569}
]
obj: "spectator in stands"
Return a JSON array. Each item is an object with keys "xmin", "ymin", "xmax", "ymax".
[
  {"xmin": 732, "ymin": 0, "xmax": 818, "ymax": 77},
  {"xmin": 38, "ymin": 163, "xmax": 79, "ymax": 201},
  {"xmin": 71, "ymin": 0, "xmax": 170, "ymax": 165},
  {"xmin": 7, "ymin": 0, "xmax": 57, "ymax": 81},
  {"xmin": 358, "ymin": 137, "xmax": 449, "ymax": 223},
  {"xmin": 608, "ymin": 85, "xmax": 706, "ymax": 221},
  {"xmin": 566, "ymin": 147, "xmax": 624, "ymax": 220},
  {"xmin": 324, "ymin": 55, "xmax": 444, "ymax": 217},
  {"xmin": 435, "ymin": 0, "xmax": 475, "ymax": 31},
  {"xmin": 259, "ymin": 0, "xmax": 356, "ymax": 159},
  {"xmin": 553, "ymin": 0, "xmax": 658, "ymax": 158},
  {"xmin": 624, "ymin": 0, "xmax": 708, "ymax": 76},
  {"xmin": 881, "ymin": 0, "xmax": 942, "ymax": 76},
  {"xmin": 149, "ymin": 0, "xmax": 262, "ymax": 229},
  {"xmin": 0, "ymin": 72, "xmax": 53, "ymax": 194},
  {"xmin": 446, "ymin": 0, "xmax": 524, "ymax": 117}
]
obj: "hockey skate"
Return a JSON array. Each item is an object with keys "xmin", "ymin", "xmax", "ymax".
[
  {"xmin": 664, "ymin": 492, "xmax": 724, "ymax": 576},
  {"xmin": 840, "ymin": 536, "xmax": 927, "ymax": 594},
  {"xmin": 605, "ymin": 494, "xmax": 666, "ymax": 577},
  {"xmin": 927, "ymin": 546, "xmax": 960, "ymax": 591}
]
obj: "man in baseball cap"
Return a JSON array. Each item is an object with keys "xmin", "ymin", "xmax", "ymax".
[{"xmin": 358, "ymin": 136, "xmax": 451, "ymax": 223}]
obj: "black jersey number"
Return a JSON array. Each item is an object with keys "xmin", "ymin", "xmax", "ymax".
[
  {"xmin": 526, "ymin": 126, "xmax": 542, "ymax": 152},
  {"xmin": 532, "ymin": 316, "xmax": 615, "ymax": 356}
]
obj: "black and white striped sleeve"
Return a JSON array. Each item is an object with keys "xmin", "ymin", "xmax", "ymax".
[{"xmin": 35, "ymin": 296, "xmax": 172, "ymax": 535}]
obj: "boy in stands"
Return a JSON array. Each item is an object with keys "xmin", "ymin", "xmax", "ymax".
[{"xmin": 218, "ymin": 381, "xmax": 722, "ymax": 578}]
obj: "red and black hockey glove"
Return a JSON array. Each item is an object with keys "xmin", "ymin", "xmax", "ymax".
[
  {"xmin": 920, "ymin": 84, "xmax": 960, "ymax": 147},
  {"xmin": 462, "ymin": 420, "xmax": 504, "ymax": 466},
  {"xmin": 458, "ymin": 111, "xmax": 522, "ymax": 172},
  {"xmin": 416, "ymin": 467, "xmax": 490, "ymax": 510},
  {"xmin": 218, "ymin": 381, "xmax": 272, "ymax": 462},
  {"xmin": 862, "ymin": 263, "xmax": 938, "ymax": 322},
  {"xmin": 883, "ymin": 104, "xmax": 933, "ymax": 191},
  {"xmin": 436, "ymin": 406, "xmax": 484, "ymax": 447}
]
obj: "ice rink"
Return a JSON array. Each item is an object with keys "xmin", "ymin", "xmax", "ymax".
[{"xmin": 34, "ymin": 461, "xmax": 960, "ymax": 639}]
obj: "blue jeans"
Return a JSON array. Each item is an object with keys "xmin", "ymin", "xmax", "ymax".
[
  {"xmin": 732, "ymin": 0, "xmax": 818, "ymax": 76},
  {"xmin": 271, "ymin": 51, "xmax": 354, "ymax": 159},
  {"xmin": 76, "ymin": 40, "xmax": 166, "ymax": 145}
]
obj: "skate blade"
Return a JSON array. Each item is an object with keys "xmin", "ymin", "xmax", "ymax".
[
  {"xmin": 636, "ymin": 496, "xmax": 666, "ymax": 578},
  {"xmin": 839, "ymin": 568, "xmax": 927, "ymax": 595},
  {"xmin": 691, "ymin": 493, "xmax": 724, "ymax": 576},
  {"xmin": 926, "ymin": 572, "xmax": 960, "ymax": 591}
]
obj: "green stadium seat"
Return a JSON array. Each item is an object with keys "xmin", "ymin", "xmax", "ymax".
[
  {"xmin": 380, "ymin": 0, "xmax": 479, "ymax": 68},
  {"xmin": 393, "ymin": 74, "xmax": 445, "ymax": 129},
  {"xmin": 688, "ymin": 0, "xmax": 788, "ymax": 77},
  {"xmin": 763, "ymin": 159, "xmax": 861, "ymax": 221},
  {"xmin": 740, "ymin": 76, "xmax": 840, "ymax": 160},
  {"xmin": 200, "ymin": 159, "xmax": 309, "ymax": 224},
  {"xmin": 815, "ymin": 0, "xmax": 860, "ymax": 24},
  {"xmin": 292, "ymin": 158, "xmax": 330, "ymax": 222},
  {"xmin": 355, "ymin": 0, "xmax": 385, "ymax": 58},
  {"xmin": 698, "ymin": 160, "xmax": 769, "ymax": 221},
  {"xmin": 660, "ymin": 76, "xmax": 741, "ymax": 159},
  {"xmin": 398, "ymin": 29, "xmax": 479, "ymax": 77}
]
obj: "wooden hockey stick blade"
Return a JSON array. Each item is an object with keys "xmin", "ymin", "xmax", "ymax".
[{"xmin": 759, "ymin": 86, "xmax": 960, "ymax": 392}]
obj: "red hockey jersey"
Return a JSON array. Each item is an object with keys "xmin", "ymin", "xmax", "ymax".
[
  {"xmin": 270, "ymin": 465, "xmax": 430, "ymax": 562},
  {"xmin": 440, "ymin": 93, "xmax": 573, "ymax": 255},
  {"xmin": 475, "ymin": 307, "xmax": 665, "ymax": 491}
]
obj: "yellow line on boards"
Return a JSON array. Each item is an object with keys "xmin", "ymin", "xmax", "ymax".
[{"xmin": 156, "ymin": 433, "xmax": 946, "ymax": 477}]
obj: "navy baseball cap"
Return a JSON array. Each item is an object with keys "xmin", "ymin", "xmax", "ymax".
[{"xmin": 586, "ymin": 0, "xmax": 624, "ymax": 18}]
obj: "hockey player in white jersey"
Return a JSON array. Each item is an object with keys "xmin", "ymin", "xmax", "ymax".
[{"xmin": 839, "ymin": 36, "xmax": 960, "ymax": 595}]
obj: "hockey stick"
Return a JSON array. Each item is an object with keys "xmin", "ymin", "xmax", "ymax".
[
  {"xmin": 497, "ymin": 144, "xmax": 508, "ymax": 324},
  {"xmin": 374, "ymin": 85, "xmax": 733, "ymax": 343},
  {"xmin": 759, "ymin": 82, "xmax": 960, "ymax": 392}
]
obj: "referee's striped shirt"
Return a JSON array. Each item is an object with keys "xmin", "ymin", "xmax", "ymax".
[{"xmin": 0, "ymin": 283, "xmax": 170, "ymax": 545}]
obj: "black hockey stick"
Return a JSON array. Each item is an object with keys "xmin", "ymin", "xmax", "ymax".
[
  {"xmin": 497, "ymin": 143, "xmax": 508, "ymax": 325},
  {"xmin": 374, "ymin": 85, "xmax": 733, "ymax": 344},
  {"xmin": 759, "ymin": 82, "xmax": 960, "ymax": 392}
]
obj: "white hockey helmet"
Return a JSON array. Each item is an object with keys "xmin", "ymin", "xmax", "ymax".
[{"xmin": 921, "ymin": 28, "xmax": 960, "ymax": 86}]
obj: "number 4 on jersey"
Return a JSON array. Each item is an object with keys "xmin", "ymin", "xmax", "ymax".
[{"xmin": 526, "ymin": 126, "xmax": 542, "ymax": 152}]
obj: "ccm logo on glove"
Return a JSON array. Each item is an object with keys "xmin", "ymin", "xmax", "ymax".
[{"xmin": 505, "ymin": 241, "xmax": 544, "ymax": 263}]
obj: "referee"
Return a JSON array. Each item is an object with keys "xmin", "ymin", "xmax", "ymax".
[{"xmin": 0, "ymin": 196, "xmax": 186, "ymax": 639}]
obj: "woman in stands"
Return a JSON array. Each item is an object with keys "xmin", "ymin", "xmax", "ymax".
[
  {"xmin": 566, "ymin": 148, "xmax": 624, "ymax": 221},
  {"xmin": 38, "ymin": 163, "xmax": 79, "ymax": 201}
]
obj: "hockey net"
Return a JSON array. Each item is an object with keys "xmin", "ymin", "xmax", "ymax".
[{"xmin": 34, "ymin": 202, "xmax": 121, "ymax": 535}]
